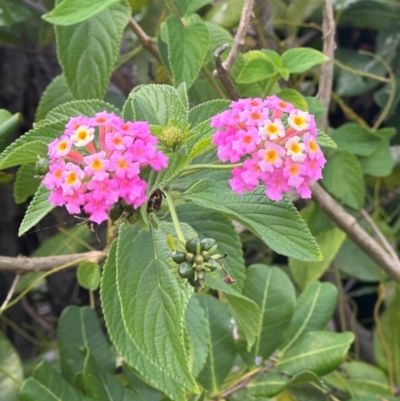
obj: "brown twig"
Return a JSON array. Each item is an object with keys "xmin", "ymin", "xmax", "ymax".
[
  {"xmin": 311, "ymin": 182, "xmax": 400, "ymax": 283},
  {"xmin": 0, "ymin": 275, "xmax": 20, "ymax": 312},
  {"xmin": 222, "ymin": 0, "xmax": 255, "ymax": 73},
  {"xmin": 0, "ymin": 251, "xmax": 106, "ymax": 273},
  {"xmin": 316, "ymin": 0, "xmax": 336, "ymax": 127},
  {"xmin": 21, "ymin": 297, "xmax": 56, "ymax": 338},
  {"xmin": 214, "ymin": 45, "xmax": 240, "ymax": 101},
  {"xmin": 128, "ymin": 19, "xmax": 161, "ymax": 63}
]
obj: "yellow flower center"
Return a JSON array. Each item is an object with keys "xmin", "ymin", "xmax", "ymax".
[
  {"xmin": 57, "ymin": 141, "xmax": 68, "ymax": 151},
  {"xmin": 266, "ymin": 124, "xmax": 279, "ymax": 134},
  {"xmin": 265, "ymin": 149, "xmax": 278, "ymax": 163},
  {"xmin": 77, "ymin": 129, "xmax": 89, "ymax": 141},
  {"xmin": 293, "ymin": 116, "xmax": 305, "ymax": 127},
  {"xmin": 66, "ymin": 172, "xmax": 77, "ymax": 185},
  {"xmin": 91, "ymin": 159, "xmax": 103, "ymax": 171},
  {"xmin": 290, "ymin": 143, "xmax": 301, "ymax": 153},
  {"xmin": 309, "ymin": 140, "xmax": 317, "ymax": 152},
  {"xmin": 290, "ymin": 164, "xmax": 299, "ymax": 175}
]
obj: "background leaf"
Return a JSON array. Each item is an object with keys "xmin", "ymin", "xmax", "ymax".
[
  {"xmin": 281, "ymin": 48, "xmax": 329, "ymax": 73},
  {"xmin": 14, "ymin": 164, "xmax": 41, "ymax": 204}
]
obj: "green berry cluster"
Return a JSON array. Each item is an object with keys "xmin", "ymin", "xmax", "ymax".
[{"xmin": 172, "ymin": 237, "xmax": 219, "ymax": 287}]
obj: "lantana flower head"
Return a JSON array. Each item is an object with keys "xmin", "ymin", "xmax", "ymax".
[
  {"xmin": 211, "ymin": 96, "xmax": 326, "ymax": 201},
  {"xmin": 43, "ymin": 112, "xmax": 168, "ymax": 224}
]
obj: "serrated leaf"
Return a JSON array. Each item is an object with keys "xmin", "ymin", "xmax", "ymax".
[
  {"xmin": 360, "ymin": 141, "xmax": 393, "ymax": 177},
  {"xmin": 58, "ymin": 306, "xmax": 115, "ymax": 383},
  {"xmin": 280, "ymin": 281, "xmax": 338, "ymax": 353},
  {"xmin": 0, "ymin": 141, "xmax": 47, "ymax": 170},
  {"xmin": 176, "ymin": 203, "xmax": 246, "ymax": 291},
  {"xmin": 322, "ymin": 151, "xmax": 365, "ymax": 210},
  {"xmin": 176, "ymin": 82, "xmax": 189, "ymax": 110},
  {"xmin": 163, "ymin": 16, "xmax": 210, "ymax": 89},
  {"xmin": 196, "ymin": 294, "xmax": 237, "ymax": 394},
  {"xmin": 14, "ymin": 164, "xmax": 40, "ymax": 204},
  {"xmin": 0, "ymin": 109, "xmax": 22, "ymax": 153},
  {"xmin": 185, "ymin": 296, "xmax": 209, "ymax": 378},
  {"xmin": 243, "ymin": 264, "xmax": 296, "ymax": 362},
  {"xmin": 290, "ymin": 226, "xmax": 346, "ymax": 288},
  {"xmin": 43, "ymin": 0, "xmax": 121, "ymax": 25},
  {"xmin": 277, "ymin": 331, "xmax": 354, "ymax": 376},
  {"xmin": 188, "ymin": 100, "xmax": 230, "ymax": 128},
  {"xmin": 305, "ymin": 96, "xmax": 326, "ymax": 120},
  {"xmin": 56, "ymin": 1, "xmax": 130, "ymax": 99},
  {"xmin": 184, "ymin": 179, "xmax": 321, "ymax": 261},
  {"xmin": 19, "ymin": 361, "xmax": 86, "ymax": 401},
  {"xmin": 46, "ymin": 99, "xmax": 121, "ymax": 122},
  {"xmin": 281, "ymin": 48, "xmax": 329, "ymax": 73},
  {"xmin": 101, "ymin": 241, "xmax": 189, "ymax": 401},
  {"xmin": 35, "ymin": 75, "xmax": 74, "ymax": 122},
  {"xmin": 19, "ymin": 186, "xmax": 54, "ymax": 237},
  {"xmin": 116, "ymin": 223, "xmax": 197, "ymax": 392},
  {"xmin": 235, "ymin": 51, "xmax": 277, "ymax": 84},
  {"xmin": 0, "ymin": 331, "xmax": 23, "ymax": 401},
  {"xmin": 317, "ymin": 132, "xmax": 337, "ymax": 148},
  {"xmin": 123, "ymin": 84, "xmax": 188, "ymax": 128},
  {"xmin": 77, "ymin": 261, "xmax": 101, "ymax": 291}
]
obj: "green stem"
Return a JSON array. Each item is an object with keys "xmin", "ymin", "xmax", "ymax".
[
  {"xmin": 182, "ymin": 162, "xmax": 242, "ymax": 173},
  {"xmin": 114, "ymin": 45, "xmax": 143, "ymax": 71},
  {"xmin": 165, "ymin": 191, "xmax": 185, "ymax": 244},
  {"xmin": 264, "ymin": 74, "xmax": 279, "ymax": 96},
  {"xmin": 89, "ymin": 290, "xmax": 95, "ymax": 309},
  {"xmin": 202, "ymin": 67, "xmax": 227, "ymax": 99}
]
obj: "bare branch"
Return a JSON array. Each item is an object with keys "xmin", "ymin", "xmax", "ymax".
[
  {"xmin": 214, "ymin": 45, "xmax": 240, "ymax": 101},
  {"xmin": 128, "ymin": 19, "xmax": 161, "ymax": 63},
  {"xmin": 222, "ymin": 0, "xmax": 255, "ymax": 73},
  {"xmin": 311, "ymin": 182, "xmax": 400, "ymax": 283},
  {"xmin": 0, "ymin": 251, "xmax": 106, "ymax": 274},
  {"xmin": 0, "ymin": 274, "xmax": 20, "ymax": 312},
  {"xmin": 316, "ymin": 0, "xmax": 336, "ymax": 127}
]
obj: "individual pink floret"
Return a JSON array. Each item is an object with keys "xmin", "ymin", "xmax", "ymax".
[
  {"xmin": 48, "ymin": 137, "xmax": 73, "ymax": 159},
  {"xmin": 264, "ymin": 170, "xmax": 291, "ymax": 201},
  {"xmin": 109, "ymin": 151, "xmax": 140, "ymax": 179},
  {"xmin": 232, "ymin": 127, "xmax": 261, "ymax": 156},
  {"xmin": 83, "ymin": 151, "xmax": 110, "ymax": 181}
]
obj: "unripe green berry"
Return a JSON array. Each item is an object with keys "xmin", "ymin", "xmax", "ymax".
[
  {"xmin": 186, "ymin": 252, "xmax": 195, "ymax": 262},
  {"xmin": 178, "ymin": 262, "xmax": 194, "ymax": 278},
  {"xmin": 172, "ymin": 250, "xmax": 186, "ymax": 264},
  {"xmin": 188, "ymin": 276, "xmax": 201, "ymax": 288},
  {"xmin": 185, "ymin": 237, "xmax": 201, "ymax": 254},
  {"xmin": 194, "ymin": 255, "xmax": 203, "ymax": 265},
  {"xmin": 200, "ymin": 238, "xmax": 216, "ymax": 251},
  {"xmin": 200, "ymin": 251, "xmax": 209, "ymax": 261},
  {"xmin": 35, "ymin": 157, "xmax": 49, "ymax": 175}
]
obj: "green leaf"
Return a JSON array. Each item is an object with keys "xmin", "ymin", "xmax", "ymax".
[
  {"xmin": 0, "ymin": 120, "xmax": 66, "ymax": 169},
  {"xmin": 281, "ymin": 48, "xmax": 329, "ymax": 73},
  {"xmin": 235, "ymin": 51, "xmax": 277, "ymax": 84},
  {"xmin": 176, "ymin": 203, "xmax": 246, "ymax": 291},
  {"xmin": 101, "ymin": 241, "xmax": 189, "ymax": 401},
  {"xmin": 188, "ymin": 100, "xmax": 230, "ymax": 129},
  {"xmin": 175, "ymin": 0, "xmax": 213, "ymax": 15},
  {"xmin": 35, "ymin": 75, "xmax": 74, "ymax": 122},
  {"xmin": 77, "ymin": 261, "xmax": 101, "ymax": 290},
  {"xmin": 243, "ymin": 264, "xmax": 296, "ymax": 361},
  {"xmin": 203, "ymin": 0, "xmax": 243, "ymax": 29},
  {"xmin": 19, "ymin": 361, "xmax": 86, "ymax": 401},
  {"xmin": 204, "ymin": 22, "xmax": 233, "ymax": 67},
  {"xmin": 176, "ymin": 82, "xmax": 189, "ymax": 110},
  {"xmin": 0, "ymin": 109, "xmax": 22, "ymax": 153},
  {"xmin": 56, "ymin": 1, "xmax": 131, "ymax": 99},
  {"xmin": 123, "ymin": 364, "xmax": 162, "ymax": 401},
  {"xmin": 184, "ymin": 179, "xmax": 322, "ymax": 261},
  {"xmin": 280, "ymin": 281, "xmax": 338, "ymax": 353},
  {"xmin": 162, "ymin": 16, "xmax": 210, "ymax": 89},
  {"xmin": 14, "ymin": 164, "xmax": 41, "ymax": 204},
  {"xmin": 82, "ymin": 350, "xmax": 136, "ymax": 401},
  {"xmin": 305, "ymin": 96, "xmax": 327, "ymax": 120},
  {"xmin": 0, "ymin": 140, "xmax": 47, "ymax": 170},
  {"xmin": 0, "ymin": 331, "xmax": 23, "ymax": 401},
  {"xmin": 359, "ymin": 141, "xmax": 393, "ymax": 177},
  {"xmin": 277, "ymin": 89, "xmax": 308, "ymax": 111},
  {"xmin": 18, "ymin": 186, "xmax": 54, "ymax": 237},
  {"xmin": 58, "ymin": 305, "xmax": 115, "ymax": 382},
  {"xmin": 331, "ymin": 123, "xmax": 383, "ymax": 156},
  {"xmin": 290, "ymin": 226, "xmax": 346, "ymax": 288},
  {"xmin": 123, "ymin": 84, "xmax": 188, "ymax": 128},
  {"xmin": 317, "ymin": 131, "xmax": 337, "ymax": 149},
  {"xmin": 277, "ymin": 331, "xmax": 354, "ymax": 376},
  {"xmin": 196, "ymin": 294, "xmax": 237, "ymax": 394},
  {"xmin": 374, "ymin": 291, "xmax": 400, "ymax": 385},
  {"xmin": 116, "ymin": 223, "xmax": 197, "ymax": 392},
  {"xmin": 322, "ymin": 151, "xmax": 365, "ymax": 210},
  {"xmin": 286, "ymin": 0, "xmax": 324, "ymax": 29},
  {"xmin": 46, "ymin": 99, "xmax": 121, "ymax": 122},
  {"xmin": 44, "ymin": 0, "xmax": 121, "ymax": 25},
  {"xmin": 185, "ymin": 296, "xmax": 209, "ymax": 377}
]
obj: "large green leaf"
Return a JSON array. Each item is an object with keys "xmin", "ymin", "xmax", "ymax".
[
  {"xmin": 44, "ymin": 0, "xmax": 121, "ymax": 25},
  {"xmin": 188, "ymin": 99, "xmax": 230, "ymax": 129},
  {"xmin": 46, "ymin": 99, "xmax": 121, "ymax": 122},
  {"xmin": 123, "ymin": 84, "xmax": 188, "ymax": 128},
  {"xmin": 19, "ymin": 361, "xmax": 86, "ymax": 401},
  {"xmin": 35, "ymin": 75, "xmax": 74, "ymax": 122},
  {"xmin": 0, "ymin": 331, "xmax": 23, "ymax": 401},
  {"xmin": 290, "ymin": 226, "xmax": 346, "ymax": 288},
  {"xmin": 183, "ymin": 179, "xmax": 321, "ymax": 261},
  {"xmin": 322, "ymin": 151, "xmax": 365, "ymax": 210},
  {"xmin": 280, "ymin": 281, "xmax": 338, "ymax": 353},
  {"xmin": 56, "ymin": 1, "xmax": 130, "ymax": 99},
  {"xmin": 163, "ymin": 16, "xmax": 210, "ymax": 89},
  {"xmin": 281, "ymin": 48, "xmax": 329, "ymax": 73},
  {"xmin": 101, "ymin": 241, "xmax": 189, "ymax": 401},
  {"xmin": 18, "ymin": 186, "xmax": 54, "ymax": 237},
  {"xmin": 14, "ymin": 164, "xmax": 41, "ymax": 204},
  {"xmin": 58, "ymin": 306, "xmax": 115, "ymax": 383},
  {"xmin": 0, "ymin": 109, "xmax": 22, "ymax": 153},
  {"xmin": 196, "ymin": 294, "xmax": 237, "ymax": 394},
  {"xmin": 0, "ymin": 141, "xmax": 48, "ymax": 170},
  {"xmin": 374, "ymin": 292, "xmax": 400, "ymax": 385},
  {"xmin": 277, "ymin": 331, "xmax": 354, "ymax": 376},
  {"xmin": 175, "ymin": 0, "xmax": 213, "ymax": 15},
  {"xmin": 116, "ymin": 223, "xmax": 197, "ymax": 392},
  {"xmin": 359, "ymin": 141, "xmax": 393, "ymax": 177},
  {"xmin": 185, "ymin": 296, "xmax": 209, "ymax": 378},
  {"xmin": 123, "ymin": 364, "xmax": 162, "ymax": 401},
  {"xmin": 235, "ymin": 51, "xmax": 277, "ymax": 84},
  {"xmin": 243, "ymin": 264, "xmax": 296, "ymax": 361}
]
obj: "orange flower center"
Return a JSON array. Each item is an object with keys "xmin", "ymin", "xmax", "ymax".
[
  {"xmin": 265, "ymin": 150, "xmax": 278, "ymax": 163},
  {"xmin": 279, "ymin": 101, "xmax": 287, "ymax": 108},
  {"xmin": 55, "ymin": 169, "xmax": 62, "ymax": 179},
  {"xmin": 117, "ymin": 159, "xmax": 128, "ymax": 169},
  {"xmin": 290, "ymin": 143, "xmax": 301, "ymax": 153},
  {"xmin": 266, "ymin": 124, "xmax": 279, "ymax": 134},
  {"xmin": 66, "ymin": 172, "xmax": 77, "ymax": 185},
  {"xmin": 250, "ymin": 112, "xmax": 261, "ymax": 120},
  {"xmin": 243, "ymin": 135, "xmax": 252, "ymax": 144},
  {"xmin": 113, "ymin": 137, "xmax": 123, "ymax": 145},
  {"xmin": 96, "ymin": 117, "xmax": 106, "ymax": 123},
  {"xmin": 290, "ymin": 164, "xmax": 299, "ymax": 175},
  {"xmin": 77, "ymin": 130, "xmax": 88, "ymax": 140},
  {"xmin": 57, "ymin": 141, "xmax": 68, "ymax": 151},
  {"xmin": 91, "ymin": 159, "xmax": 103, "ymax": 170},
  {"xmin": 293, "ymin": 116, "xmax": 305, "ymax": 127},
  {"xmin": 309, "ymin": 140, "xmax": 317, "ymax": 152}
]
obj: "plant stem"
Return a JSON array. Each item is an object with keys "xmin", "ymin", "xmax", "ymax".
[
  {"xmin": 165, "ymin": 191, "xmax": 185, "ymax": 244},
  {"xmin": 89, "ymin": 290, "xmax": 95, "ymax": 309},
  {"xmin": 181, "ymin": 162, "xmax": 242, "ymax": 173},
  {"xmin": 202, "ymin": 67, "xmax": 227, "ymax": 99}
]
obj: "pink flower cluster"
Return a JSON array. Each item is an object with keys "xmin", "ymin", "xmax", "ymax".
[
  {"xmin": 211, "ymin": 96, "xmax": 326, "ymax": 201},
  {"xmin": 43, "ymin": 112, "xmax": 168, "ymax": 224}
]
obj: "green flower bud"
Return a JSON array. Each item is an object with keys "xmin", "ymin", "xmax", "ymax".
[
  {"xmin": 186, "ymin": 252, "xmax": 195, "ymax": 262},
  {"xmin": 161, "ymin": 126, "xmax": 184, "ymax": 149},
  {"xmin": 194, "ymin": 255, "xmax": 203, "ymax": 265},
  {"xmin": 35, "ymin": 157, "xmax": 49, "ymax": 176},
  {"xmin": 172, "ymin": 250, "xmax": 186, "ymax": 264},
  {"xmin": 178, "ymin": 262, "xmax": 194, "ymax": 279}
]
